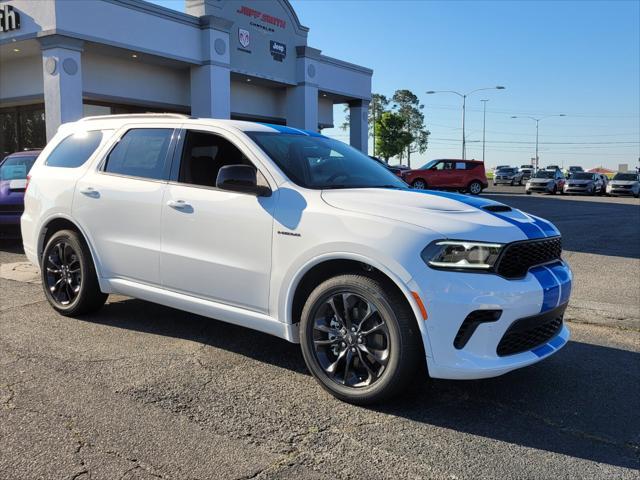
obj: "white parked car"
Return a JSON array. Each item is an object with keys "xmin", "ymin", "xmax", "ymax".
[
  {"xmin": 22, "ymin": 114, "xmax": 572, "ymax": 404},
  {"xmin": 606, "ymin": 172, "xmax": 640, "ymax": 198}
]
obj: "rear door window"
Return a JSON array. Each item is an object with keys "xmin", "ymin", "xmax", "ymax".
[
  {"xmin": 104, "ymin": 128, "xmax": 173, "ymax": 181},
  {"xmin": 46, "ymin": 130, "xmax": 103, "ymax": 168}
]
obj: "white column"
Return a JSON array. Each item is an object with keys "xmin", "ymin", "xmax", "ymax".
[
  {"xmin": 39, "ymin": 37, "xmax": 84, "ymax": 141},
  {"xmin": 349, "ymin": 100, "xmax": 369, "ymax": 154},
  {"xmin": 190, "ymin": 16, "xmax": 232, "ymax": 118},
  {"xmin": 285, "ymin": 83, "xmax": 318, "ymax": 131}
]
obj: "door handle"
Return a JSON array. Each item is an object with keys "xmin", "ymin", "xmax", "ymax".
[
  {"xmin": 80, "ymin": 187, "xmax": 100, "ymax": 198},
  {"xmin": 167, "ymin": 199, "xmax": 192, "ymax": 210}
]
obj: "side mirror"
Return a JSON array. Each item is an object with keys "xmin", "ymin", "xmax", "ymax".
[{"xmin": 216, "ymin": 165, "xmax": 271, "ymax": 197}]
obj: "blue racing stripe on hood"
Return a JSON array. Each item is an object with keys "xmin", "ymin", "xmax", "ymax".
[{"xmin": 413, "ymin": 190, "xmax": 549, "ymax": 239}]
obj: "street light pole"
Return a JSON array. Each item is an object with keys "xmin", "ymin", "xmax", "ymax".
[
  {"xmin": 512, "ymin": 114, "xmax": 566, "ymax": 171},
  {"xmin": 426, "ymin": 86, "xmax": 505, "ymax": 160},
  {"xmin": 480, "ymin": 99, "xmax": 489, "ymax": 162}
]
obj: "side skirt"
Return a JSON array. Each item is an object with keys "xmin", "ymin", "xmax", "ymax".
[{"xmin": 105, "ymin": 278, "xmax": 300, "ymax": 343}]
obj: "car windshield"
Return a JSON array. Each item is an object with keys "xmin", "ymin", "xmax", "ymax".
[
  {"xmin": 0, "ymin": 155, "xmax": 37, "ymax": 181},
  {"xmin": 248, "ymin": 133, "xmax": 407, "ymax": 190},
  {"xmin": 570, "ymin": 172, "xmax": 594, "ymax": 180},
  {"xmin": 612, "ymin": 173, "xmax": 638, "ymax": 181},
  {"xmin": 420, "ymin": 159, "xmax": 439, "ymax": 170},
  {"xmin": 534, "ymin": 171, "xmax": 554, "ymax": 179}
]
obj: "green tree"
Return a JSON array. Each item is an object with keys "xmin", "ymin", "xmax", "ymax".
[
  {"xmin": 392, "ymin": 89, "xmax": 430, "ymax": 167},
  {"xmin": 341, "ymin": 94, "xmax": 390, "ymax": 157},
  {"xmin": 375, "ymin": 111, "xmax": 412, "ymax": 162}
]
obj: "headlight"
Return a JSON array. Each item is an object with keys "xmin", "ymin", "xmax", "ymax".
[{"xmin": 421, "ymin": 240, "xmax": 503, "ymax": 270}]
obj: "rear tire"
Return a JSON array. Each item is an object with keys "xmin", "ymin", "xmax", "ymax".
[
  {"xmin": 468, "ymin": 181, "xmax": 482, "ymax": 195},
  {"xmin": 41, "ymin": 229, "xmax": 107, "ymax": 316},
  {"xmin": 300, "ymin": 274, "xmax": 422, "ymax": 405}
]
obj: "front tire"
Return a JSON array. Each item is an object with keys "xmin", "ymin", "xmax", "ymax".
[
  {"xmin": 41, "ymin": 230, "xmax": 107, "ymax": 316},
  {"xmin": 468, "ymin": 181, "xmax": 483, "ymax": 195},
  {"xmin": 411, "ymin": 179, "xmax": 427, "ymax": 190},
  {"xmin": 300, "ymin": 274, "xmax": 422, "ymax": 405}
]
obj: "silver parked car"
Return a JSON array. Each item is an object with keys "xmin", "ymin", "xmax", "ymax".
[
  {"xmin": 563, "ymin": 172, "xmax": 605, "ymax": 195},
  {"xmin": 493, "ymin": 167, "xmax": 525, "ymax": 186},
  {"xmin": 526, "ymin": 169, "xmax": 566, "ymax": 195},
  {"xmin": 606, "ymin": 172, "xmax": 640, "ymax": 198},
  {"xmin": 520, "ymin": 164, "xmax": 534, "ymax": 181}
]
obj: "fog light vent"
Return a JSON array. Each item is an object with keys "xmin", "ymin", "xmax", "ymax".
[{"xmin": 454, "ymin": 310, "xmax": 502, "ymax": 349}]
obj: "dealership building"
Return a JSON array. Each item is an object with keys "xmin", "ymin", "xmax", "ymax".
[{"xmin": 0, "ymin": 0, "xmax": 372, "ymax": 156}]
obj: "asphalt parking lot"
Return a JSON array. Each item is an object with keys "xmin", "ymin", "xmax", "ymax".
[{"xmin": 1, "ymin": 186, "xmax": 639, "ymax": 479}]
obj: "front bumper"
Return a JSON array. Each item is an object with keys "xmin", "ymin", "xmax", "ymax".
[
  {"xmin": 526, "ymin": 183, "xmax": 553, "ymax": 193},
  {"xmin": 408, "ymin": 260, "xmax": 572, "ymax": 380},
  {"xmin": 494, "ymin": 177, "xmax": 516, "ymax": 185},
  {"xmin": 564, "ymin": 185, "xmax": 593, "ymax": 194},
  {"xmin": 607, "ymin": 186, "xmax": 636, "ymax": 195}
]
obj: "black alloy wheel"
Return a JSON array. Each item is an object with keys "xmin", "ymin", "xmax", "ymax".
[
  {"xmin": 300, "ymin": 274, "xmax": 422, "ymax": 404},
  {"xmin": 41, "ymin": 230, "xmax": 107, "ymax": 316}
]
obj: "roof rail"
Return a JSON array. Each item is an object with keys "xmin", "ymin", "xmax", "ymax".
[{"xmin": 79, "ymin": 113, "xmax": 190, "ymax": 122}]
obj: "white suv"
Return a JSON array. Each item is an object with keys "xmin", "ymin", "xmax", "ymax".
[{"xmin": 22, "ymin": 114, "xmax": 572, "ymax": 404}]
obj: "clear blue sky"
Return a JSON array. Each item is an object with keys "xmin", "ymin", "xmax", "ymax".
[{"xmin": 152, "ymin": 0, "xmax": 639, "ymax": 170}]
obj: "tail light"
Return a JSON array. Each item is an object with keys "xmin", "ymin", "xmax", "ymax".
[{"xmin": 25, "ymin": 174, "xmax": 31, "ymax": 192}]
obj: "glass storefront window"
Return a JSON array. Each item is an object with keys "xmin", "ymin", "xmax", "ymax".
[{"xmin": 0, "ymin": 105, "xmax": 46, "ymax": 159}]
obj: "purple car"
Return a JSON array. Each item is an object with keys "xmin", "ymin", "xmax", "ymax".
[{"xmin": 0, "ymin": 150, "xmax": 41, "ymax": 234}]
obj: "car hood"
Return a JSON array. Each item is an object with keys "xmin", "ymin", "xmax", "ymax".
[
  {"xmin": 568, "ymin": 179, "xmax": 593, "ymax": 185},
  {"xmin": 321, "ymin": 188, "xmax": 557, "ymax": 243},
  {"xmin": 610, "ymin": 181, "xmax": 638, "ymax": 186}
]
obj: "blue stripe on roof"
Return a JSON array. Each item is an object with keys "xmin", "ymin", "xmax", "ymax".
[
  {"xmin": 258, "ymin": 123, "xmax": 307, "ymax": 135},
  {"xmin": 257, "ymin": 123, "xmax": 327, "ymax": 138}
]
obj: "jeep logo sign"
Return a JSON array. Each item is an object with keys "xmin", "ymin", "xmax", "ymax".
[
  {"xmin": 0, "ymin": 4, "xmax": 21, "ymax": 33},
  {"xmin": 270, "ymin": 40, "xmax": 286, "ymax": 62}
]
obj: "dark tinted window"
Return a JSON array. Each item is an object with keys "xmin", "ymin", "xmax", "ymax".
[
  {"xmin": 105, "ymin": 129, "xmax": 173, "ymax": 180},
  {"xmin": 46, "ymin": 131, "xmax": 103, "ymax": 168},
  {"xmin": 248, "ymin": 132, "xmax": 405, "ymax": 190},
  {"xmin": 177, "ymin": 130, "xmax": 251, "ymax": 187}
]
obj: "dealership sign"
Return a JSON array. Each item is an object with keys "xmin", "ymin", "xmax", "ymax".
[
  {"xmin": 270, "ymin": 41, "xmax": 286, "ymax": 62},
  {"xmin": 237, "ymin": 5, "xmax": 286, "ymax": 29},
  {"xmin": 0, "ymin": 4, "xmax": 21, "ymax": 32}
]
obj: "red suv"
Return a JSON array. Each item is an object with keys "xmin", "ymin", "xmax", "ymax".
[{"xmin": 402, "ymin": 159, "xmax": 488, "ymax": 195}]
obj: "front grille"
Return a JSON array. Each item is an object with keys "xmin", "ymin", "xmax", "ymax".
[
  {"xmin": 613, "ymin": 185, "xmax": 631, "ymax": 189},
  {"xmin": 0, "ymin": 204, "xmax": 23, "ymax": 214},
  {"xmin": 454, "ymin": 310, "xmax": 502, "ymax": 349},
  {"xmin": 497, "ymin": 304, "xmax": 566, "ymax": 356},
  {"xmin": 495, "ymin": 237, "xmax": 562, "ymax": 279}
]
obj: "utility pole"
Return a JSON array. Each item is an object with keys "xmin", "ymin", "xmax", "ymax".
[
  {"xmin": 512, "ymin": 114, "xmax": 566, "ymax": 171},
  {"xmin": 427, "ymin": 86, "xmax": 505, "ymax": 160},
  {"xmin": 480, "ymin": 99, "xmax": 489, "ymax": 162}
]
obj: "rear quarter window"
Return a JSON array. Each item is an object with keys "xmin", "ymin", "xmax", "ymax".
[{"xmin": 46, "ymin": 131, "xmax": 104, "ymax": 168}]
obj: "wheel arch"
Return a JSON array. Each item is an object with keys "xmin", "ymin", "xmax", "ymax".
[
  {"xmin": 37, "ymin": 214, "xmax": 108, "ymax": 291},
  {"xmin": 285, "ymin": 253, "xmax": 426, "ymax": 333}
]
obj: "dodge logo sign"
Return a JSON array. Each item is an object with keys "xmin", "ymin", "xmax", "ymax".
[
  {"xmin": 270, "ymin": 41, "xmax": 286, "ymax": 62},
  {"xmin": 238, "ymin": 28, "xmax": 250, "ymax": 48}
]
